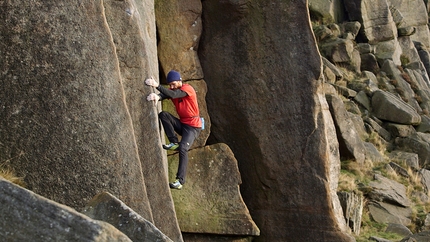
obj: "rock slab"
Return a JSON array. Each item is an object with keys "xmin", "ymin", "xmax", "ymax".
[
  {"xmin": 0, "ymin": 0, "xmax": 152, "ymax": 217},
  {"xmin": 168, "ymin": 143, "xmax": 260, "ymax": 237},
  {"xmin": 371, "ymin": 90, "xmax": 421, "ymax": 125},
  {"xmin": 83, "ymin": 192, "xmax": 173, "ymax": 242},
  {"xmin": 0, "ymin": 179, "xmax": 131, "ymax": 242},
  {"xmin": 199, "ymin": 0, "xmax": 354, "ymax": 240}
]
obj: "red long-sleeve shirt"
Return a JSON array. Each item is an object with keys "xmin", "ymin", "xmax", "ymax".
[{"xmin": 157, "ymin": 83, "xmax": 202, "ymax": 128}]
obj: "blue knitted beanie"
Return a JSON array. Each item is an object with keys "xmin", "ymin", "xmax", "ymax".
[{"xmin": 166, "ymin": 70, "xmax": 182, "ymax": 83}]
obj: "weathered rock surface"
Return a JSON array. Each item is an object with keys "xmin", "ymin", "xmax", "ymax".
[
  {"xmin": 388, "ymin": 162, "xmax": 409, "ymax": 178},
  {"xmin": 348, "ymin": 112, "xmax": 369, "ymax": 140},
  {"xmin": 371, "ymin": 90, "xmax": 422, "ymax": 125},
  {"xmin": 419, "ymin": 169, "xmax": 430, "ymax": 193},
  {"xmin": 0, "ymin": 179, "xmax": 131, "ymax": 241},
  {"xmin": 368, "ymin": 174, "xmax": 411, "ymax": 207},
  {"xmin": 381, "ymin": 60, "xmax": 422, "ymax": 111},
  {"xmin": 199, "ymin": 1, "xmax": 353, "ymax": 241},
  {"xmin": 0, "ymin": 0, "xmax": 153, "ymax": 217},
  {"xmin": 364, "ymin": 116, "xmax": 392, "ymax": 142},
  {"xmin": 344, "ymin": 0, "xmax": 397, "ymax": 44},
  {"xmin": 5, "ymin": 0, "xmax": 430, "ymax": 241},
  {"xmin": 155, "ymin": 0, "xmax": 204, "ymax": 81},
  {"xmin": 387, "ymin": 150, "xmax": 419, "ymax": 168},
  {"xmin": 395, "ymin": 133, "xmax": 430, "ymax": 168},
  {"xmin": 102, "ymin": 1, "xmax": 182, "ymax": 240},
  {"xmin": 385, "ymin": 123, "xmax": 417, "ymax": 138},
  {"xmin": 168, "ymin": 143, "xmax": 260, "ymax": 239},
  {"xmin": 401, "ymin": 230, "xmax": 430, "ymax": 242},
  {"xmin": 390, "ymin": 0, "xmax": 430, "ymax": 49},
  {"xmin": 417, "ymin": 115, "xmax": 430, "ymax": 133},
  {"xmin": 364, "ymin": 142, "xmax": 385, "ymax": 163},
  {"xmin": 308, "ymin": 0, "xmax": 344, "ymax": 24},
  {"xmin": 368, "ymin": 201, "xmax": 412, "ymax": 226},
  {"xmin": 0, "ymin": 1, "xmax": 185, "ymax": 241},
  {"xmin": 320, "ymin": 38, "xmax": 360, "ymax": 72},
  {"xmin": 338, "ymin": 191, "xmax": 364, "ymax": 235},
  {"xmin": 385, "ymin": 223, "xmax": 412, "ymax": 237},
  {"xmin": 83, "ymin": 192, "xmax": 173, "ymax": 242},
  {"xmin": 323, "ymin": 56, "xmax": 345, "ymax": 82},
  {"xmin": 326, "ymin": 93, "xmax": 366, "ymax": 163},
  {"xmin": 354, "ymin": 90, "xmax": 372, "ymax": 110},
  {"xmin": 360, "ymin": 173, "xmax": 415, "ymax": 229}
]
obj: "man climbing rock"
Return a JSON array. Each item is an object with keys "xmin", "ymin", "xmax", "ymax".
[{"xmin": 145, "ymin": 70, "xmax": 202, "ymax": 190}]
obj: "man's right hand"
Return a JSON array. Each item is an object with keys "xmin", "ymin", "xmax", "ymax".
[
  {"xmin": 147, "ymin": 93, "xmax": 160, "ymax": 102},
  {"xmin": 145, "ymin": 77, "xmax": 158, "ymax": 87}
]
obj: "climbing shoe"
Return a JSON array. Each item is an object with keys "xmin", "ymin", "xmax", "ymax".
[
  {"xmin": 169, "ymin": 179, "xmax": 183, "ymax": 190},
  {"xmin": 163, "ymin": 142, "xmax": 179, "ymax": 151}
]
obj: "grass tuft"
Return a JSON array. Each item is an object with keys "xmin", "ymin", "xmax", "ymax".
[{"xmin": 0, "ymin": 164, "xmax": 26, "ymax": 187}]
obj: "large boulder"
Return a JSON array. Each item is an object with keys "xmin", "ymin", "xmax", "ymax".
[
  {"xmin": 344, "ymin": 0, "xmax": 402, "ymax": 66},
  {"xmin": 103, "ymin": 1, "xmax": 182, "ymax": 240},
  {"xmin": 0, "ymin": 179, "xmax": 131, "ymax": 242},
  {"xmin": 0, "ymin": 0, "xmax": 153, "ymax": 218},
  {"xmin": 308, "ymin": 0, "xmax": 344, "ymax": 24},
  {"xmin": 395, "ymin": 132, "xmax": 430, "ymax": 168},
  {"xmin": 168, "ymin": 143, "xmax": 260, "ymax": 240},
  {"xmin": 348, "ymin": 112, "xmax": 369, "ymax": 140},
  {"xmin": 368, "ymin": 201, "xmax": 412, "ymax": 226},
  {"xmin": 398, "ymin": 36, "xmax": 425, "ymax": 75},
  {"xmin": 380, "ymin": 60, "xmax": 422, "ymax": 111},
  {"xmin": 416, "ymin": 42, "xmax": 430, "ymax": 84},
  {"xmin": 367, "ymin": 174, "xmax": 411, "ymax": 207},
  {"xmin": 390, "ymin": 0, "xmax": 430, "ymax": 49},
  {"xmin": 83, "ymin": 192, "xmax": 173, "ymax": 242},
  {"xmin": 401, "ymin": 230, "xmax": 430, "ymax": 242},
  {"xmin": 360, "ymin": 53, "xmax": 380, "ymax": 73},
  {"xmin": 374, "ymin": 39, "xmax": 403, "ymax": 66},
  {"xmin": 155, "ymin": 0, "xmax": 204, "ymax": 81},
  {"xmin": 416, "ymin": 114, "xmax": 430, "ymax": 133},
  {"xmin": 387, "ymin": 150, "xmax": 419, "ymax": 169},
  {"xmin": 320, "ymin": 38, "xmax": 361, "ymax": 72},
  {"xmin": 364, "ymin": 142, "xmax": 385, "ymax": 163},
  {"xmin": 419, "ymin": 169, "xmax": 430, "ymax": 193},
  {"xmin": 385, "ymin": 223, "xmax": 412, "ymax": 237},
  {"xmin": 344, "ymin": 0, "xmax": 397, "ymax": 44},
  {"xmin": 371, "ymin": 90, "xmax": 422, "ymax": 125},
  {"xmin": 385, "ymin": 123, "xmax": 417, "ymax": 138},
  {"xmin": 326, "ymin": 94, "xmax": 366, "ymax": 163},
  {"xmin": 199, "ymin": 0, "xmax": 353, "ymax": 241},
  {"xmin": 364, "ymin": 117, "xmax": 392, "ymax": 141}
]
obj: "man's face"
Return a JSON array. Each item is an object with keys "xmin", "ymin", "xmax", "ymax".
[{"xmin": 169, "ymin": 81, "xmax": 182, "ymax": 90}]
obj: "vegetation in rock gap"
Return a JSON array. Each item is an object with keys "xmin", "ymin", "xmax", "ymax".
[
  {"xmin": 337, "ymin": 100, "xmax": 430, "ymax": 240},
  {"xmin": 357, "ymin": 212, "xmax": 404, "ymax": 242},
  {"xmin": 334, "ymin": 64, "xmax": 430, "ymax": 240},
  {"xmin": 340, "ymin": 153, "xmax": 430, "ymax": 241},
  {"xmin": 339, "ymin": 156, "xmax": 429, "ymax": 241},
  {"xmin": 0, "ymin": 151, "xmax": 26, "ymax": 187},
  {"xmin": 0, "ymin": 162, "xmax": 26, "ymax": 187}
]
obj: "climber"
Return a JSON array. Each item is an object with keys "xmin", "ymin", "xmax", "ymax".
[{"xmin": 145, "ymin": 70, "xmax": 202, "ymax": 190}]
